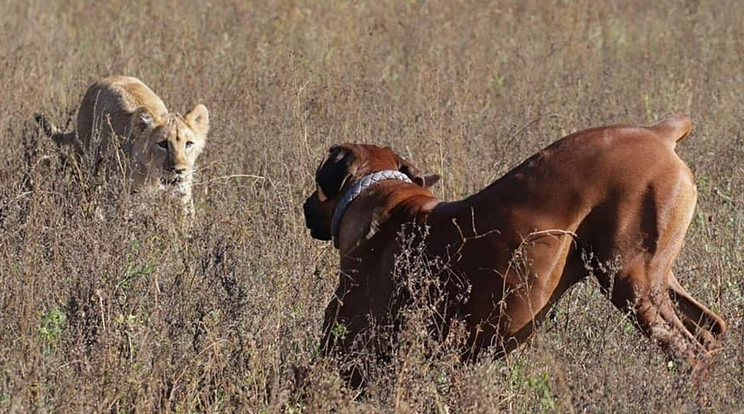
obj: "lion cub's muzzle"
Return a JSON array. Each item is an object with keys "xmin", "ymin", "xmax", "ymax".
[
  {"xmin": 160, "ymin": 166, "xmax": 190, "ymax": 186},
  {"xmin": 160, "ymin": 175, "xmax": 184, "ymax": 186}
]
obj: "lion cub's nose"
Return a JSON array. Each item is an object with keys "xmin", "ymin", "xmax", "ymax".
[{"xmin": 172, "ymin": 167, "xmax": 186, "ymax": 175}]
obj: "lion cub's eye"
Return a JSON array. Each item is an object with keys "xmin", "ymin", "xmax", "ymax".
[
  {"xmin": 185, "ymin": 141, "xmax": 194, "ymax": 149},
  {"xmin": 157, "ymin": 141, "xmax": 168, "ymax": 150}
]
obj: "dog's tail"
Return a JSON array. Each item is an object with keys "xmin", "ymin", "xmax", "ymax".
[{"xmin": 650, "ymin": 114, "xmax": 693, "ymax": 145}]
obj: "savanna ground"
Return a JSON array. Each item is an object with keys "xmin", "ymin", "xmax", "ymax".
[{"xmin": 1, "ymin": 0, "xmax": 743, "ymax": 412}]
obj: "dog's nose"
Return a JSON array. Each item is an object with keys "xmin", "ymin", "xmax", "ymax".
[
  {"xmin": 303, "ymin": 200, "xmax": 313, "ymax": 226},
  {"xmin": 303, "ymin": 198, "xmax": 322, "ymax": 229},
  {"xmin": 172, "ymin": 167, "xmax": 186, "ymax": 175}
]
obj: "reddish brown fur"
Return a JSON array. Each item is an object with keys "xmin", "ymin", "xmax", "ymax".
[{"xmin": 303, "ymin": 115, "xmax": 726, "ymax": 382}]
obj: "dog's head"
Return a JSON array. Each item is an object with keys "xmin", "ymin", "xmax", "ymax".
[{"xmin": 303, "ymin": 144, "xmax": 440, "ymax": 242}]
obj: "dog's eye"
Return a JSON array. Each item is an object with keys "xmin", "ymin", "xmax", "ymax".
[
  {"xmin": 158, "ymin": 141, "xmax": 168, "ymax": 149},
  {"xmin": 186, "ymin": 141, "xmax": 194, "ymax": 149}
]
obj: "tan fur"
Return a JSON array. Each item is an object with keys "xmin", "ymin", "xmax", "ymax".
[
  {"xmin": 304, "ymin": 115, "xmax": 726, "ymax": 385},
  {"xmin": 36, "ymin": 75, "xmax": 209, "ymax": 214}
]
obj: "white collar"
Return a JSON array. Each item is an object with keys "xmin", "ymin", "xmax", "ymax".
[{"xmin": 330, "ymin": 170, "xmax": 412, "ymax": 241}]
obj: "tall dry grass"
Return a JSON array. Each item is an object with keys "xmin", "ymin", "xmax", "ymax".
[{"xmin": 1, "ymin": 0, "xmax": 743, "ymax": 412}]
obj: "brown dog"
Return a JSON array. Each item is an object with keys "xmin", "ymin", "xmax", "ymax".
[{"xmin": 303, "ymin": 115, "xmax": 726, "ymax": 380}]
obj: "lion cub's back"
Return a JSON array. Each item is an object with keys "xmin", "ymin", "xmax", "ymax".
[{"xmin": 76, "ymin": 75, "xmax": 169, "ymax": 144}]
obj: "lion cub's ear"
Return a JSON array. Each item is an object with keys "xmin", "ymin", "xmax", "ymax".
[{"xmin": 185, "ymin": 104, "xmax": 209, "ymax": 136}]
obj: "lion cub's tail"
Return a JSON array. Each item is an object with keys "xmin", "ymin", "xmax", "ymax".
[{"xmin": 35, "ymin": 113, "xmax": 78, "ymax": 149}]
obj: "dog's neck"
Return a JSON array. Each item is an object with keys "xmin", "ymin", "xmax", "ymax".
[
  {"xmin": 335, "ymin": 175, "xmax": 439, "ymax": 253},
  {"xmin": 331, "ymin": 170, "xmax": 413, "ymax": 243}
]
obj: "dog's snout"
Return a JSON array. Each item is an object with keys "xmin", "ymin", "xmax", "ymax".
[
  {"xmin": 303, "ymin": 198, "xmax": 316, "ymax": 227},
  {"xmin": 303, "ymin": 193, "xmax": 332, "ymax": 240},
  {"xmin": 171, "ymin": 167, "xmax": 186, "ymax": 175}
]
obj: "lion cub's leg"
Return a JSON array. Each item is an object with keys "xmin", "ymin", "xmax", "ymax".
[{"xmin": 177, "ymin": 179, "xmax": 195, "ymax": 228}]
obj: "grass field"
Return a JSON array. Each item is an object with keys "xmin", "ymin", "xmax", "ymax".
[{"xmin": 1, "ymin": 0, "xmax": 743, "ymax": 412}]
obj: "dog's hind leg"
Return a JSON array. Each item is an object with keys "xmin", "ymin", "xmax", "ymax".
[
  {"xmin": 595, "ymin": 163, "xmax": 725, "ymax": 368},
  {"xmin": 592, "ymin": 258, "xmax": 701, "ymax": 366},
  {"xmin": 635, "ymin": 283, "xmax": 702, "ymax": 362},
  {"xmin": 668, "ymin": 272, "xmax": 726, "ymax": 351},
  {"xmin": 596, "ymin": 249, "xmax": 724, "ymax": 368}
]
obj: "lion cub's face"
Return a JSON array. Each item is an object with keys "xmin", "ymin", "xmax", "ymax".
[{"xmin": 132, "ymin": 104, "xmax": 209, "ymax": 189}]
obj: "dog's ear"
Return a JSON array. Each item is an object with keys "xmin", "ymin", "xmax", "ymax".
[
  {"xmin": 316, "ymin": 146, "xmax": 356, "ymax": 201},
  {"xmin": 399, "ymin": 161, "xmax": 441, "ymax": 188}
]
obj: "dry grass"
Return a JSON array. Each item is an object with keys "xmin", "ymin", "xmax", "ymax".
[{"xmin": 1, "ymin": 0, "xmax": 743, "ymax": 412}]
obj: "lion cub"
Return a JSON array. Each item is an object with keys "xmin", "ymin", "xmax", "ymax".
[{"xmin": 36, "ymin": 75, "xmax": 209, "ymax": 216}]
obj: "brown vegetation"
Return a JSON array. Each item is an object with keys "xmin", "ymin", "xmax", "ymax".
[{"xmin": 1, "ymin": 0, "xmax": 742, "ymax": 412}]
